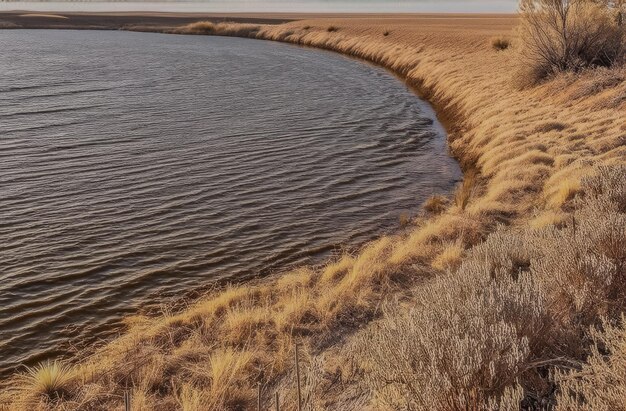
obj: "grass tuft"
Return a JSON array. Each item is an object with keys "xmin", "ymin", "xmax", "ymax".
[
  {"xmin": 19, "ymin": 360, "xmax": 74, "ymax": 400},
  {"xmin": 423, "ymin": 194, "xmax": 449, "ymax": 215}
]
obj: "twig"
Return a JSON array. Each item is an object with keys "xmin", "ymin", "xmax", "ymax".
[{"xmin": 295, "ymin": 342, "xmax": 302, "ymax": 411}]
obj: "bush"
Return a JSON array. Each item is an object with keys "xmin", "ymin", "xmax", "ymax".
[
  {"xmin": 517, "ymin": 0, "xmax": 626, "ymax": 86},
  {"xmin": 491, "ymin": 36, "xmax": 511, "ymax": 51},
  {"xmin": 355, "ymin": 260, "xmax": 546, "ymax": 409},
  {"xmin": 355, "ymin": 165, "xmax": 626, "ymax": 409},
  {"xmin": 555, "ymin": 317, "xmax": 626, "ymax": 410}
]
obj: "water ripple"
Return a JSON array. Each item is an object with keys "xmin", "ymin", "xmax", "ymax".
[{"xmin": 0, "ymin": 29, "xmax": 461, "ymax": 376}]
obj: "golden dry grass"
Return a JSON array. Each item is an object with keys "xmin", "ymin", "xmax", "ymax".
[{"xmin": 1, "ymin": 12, "xmax": 625, "ymax": 410}]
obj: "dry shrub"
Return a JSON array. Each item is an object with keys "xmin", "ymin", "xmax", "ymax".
[
  {"xmin": 517, "ymin": 0, "xmax": 626, "ymax": 86},
  {"xmin": 355, "ymin": 165, "xmax": 626, "ymax": 409},
  {"xmin": 580, "ymin": 164, "xmax": 626, "ymax": 213},
  {"xmin": 555, "ymin": 316, "xmax": 626, "ymax": 410},
  {"xmin": 327, "ymin": 26, "xmax": 339, "ymax": 32},
  {"xmin": 491, "ymin": 36, "xmax": 511, "ymax": 51},
  {"xmin": 355, "ymin": 264, "xmax": 545, "ymax": 409}
]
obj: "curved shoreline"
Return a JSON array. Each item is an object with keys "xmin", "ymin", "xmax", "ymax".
[
  {"xmin": 168, "ymin": 25, "xmax": 470, "ymax": 167},
  {"xmin": 0, "ymin": 28, "xmax": 460, "ymax": 379}
]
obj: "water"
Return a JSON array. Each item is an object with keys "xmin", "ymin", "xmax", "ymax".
[{"xmin": 0, "ymin": 29, "xmax": 460, "ymax": 376}]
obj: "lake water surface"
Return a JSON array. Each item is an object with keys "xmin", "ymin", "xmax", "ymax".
[{"xmin": 0, "ymin": 30, "xmax": 460, "ymax": 375}]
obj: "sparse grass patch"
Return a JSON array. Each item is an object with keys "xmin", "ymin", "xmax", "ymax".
[{"xmin": 546, "ymin": 176, "xmax": 582, "ymax": 209}]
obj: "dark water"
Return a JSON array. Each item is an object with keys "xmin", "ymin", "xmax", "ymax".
[{"xmin": 0, "ymin": 30, "xmax": 460, "ymax": 375}]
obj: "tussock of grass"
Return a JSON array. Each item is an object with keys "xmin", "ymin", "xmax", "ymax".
[
  {"xmin": 18, "ymin": 361, "xmax": 74, "ymax": 401},
  {"xmin": 490, "ymin": 35, "xmax": 511, "ymax": 51}
]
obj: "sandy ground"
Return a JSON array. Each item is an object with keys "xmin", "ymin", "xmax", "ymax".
[{"xmin": 0, "ymin": 11, "xmax": 516, "ymax": 31}]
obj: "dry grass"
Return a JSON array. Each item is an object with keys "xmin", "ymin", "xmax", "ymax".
[
  {"xmin": 491, "ymin": 35, "xmax": 511, "ymax": 51},
  {"xmin": 18, "ymin": 361, "xmax": 75, "ymax": 401},
  {"xmin": 1, "ymin": 12, "xmax": 625, "ymax": 410},
  {"xmin": 422, "ymin": 194, "xmax": 449, "ymax": 215},
  {"xmin": 176, "ymin": 21, "xmax": 261, "ymax": 38}
]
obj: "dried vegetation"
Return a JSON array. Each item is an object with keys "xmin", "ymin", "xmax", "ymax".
[{"xmin": 2, "ymin": 6, "xmax": 625, "ymax": 410}]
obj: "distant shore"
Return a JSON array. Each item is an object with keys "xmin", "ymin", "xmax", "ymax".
[
  {"xmin": 0, "ymin": 10, "xmax": 296, "ymax": 29},
  {"xmin": 0, "ymin": 11, "xmax": 515, "ymax": 30}
]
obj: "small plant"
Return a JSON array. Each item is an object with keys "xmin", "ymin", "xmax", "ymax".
[
  {"xmin": 327, "ymin": 26, "xmax": 339, "ymax": 32},
  {"xmin": 383, "ymin": 30, "xmax": 391, "ymax": 36},
  {"xmin": 423, "ymin": 194, "xmax": 449, "ymax": 214},
  {"xmin": 398, "ymin": 212, "xmax": 412, "ymax": 226},
  {"xmin": 491, "ymin": 36, "xmax": 511, "ymax": 51},
  {"xmin": 20, "ymin": 360, "xmax": 74, "ymax": 400},
  {"xmin": 454, "ymin": 171, "xmax": 477, "ymax": 210}
]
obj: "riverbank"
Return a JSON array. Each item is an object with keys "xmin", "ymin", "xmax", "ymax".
[{"xmin": 2, "ymin": 13, "xmax": 625, "ymax": 410}]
